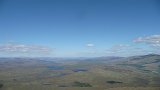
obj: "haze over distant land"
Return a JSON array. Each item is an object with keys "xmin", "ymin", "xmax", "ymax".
[{"xmin": 0, "ymin": 0, "xmax": 160, "ymax": 57}]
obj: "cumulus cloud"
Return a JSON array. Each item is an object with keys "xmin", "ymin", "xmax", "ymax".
[
  {"xmin": 86, "ymin": 43, "xmax": 94, "ymax": 47},
  {"xmin": 0, "ymin": 43, "xmax": 53, "ymax": 55},
  {"xmin": 133, "ymin": 35, "xmax": 160, "ymax": 48}
]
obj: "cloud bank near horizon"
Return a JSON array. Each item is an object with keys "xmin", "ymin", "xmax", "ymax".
[
  {"xmin": 0, "ymin": 35, "xmax": 160, "ymax": 57},
  {"xmin": 0, "ymin": 43, "xmax": 53, "ymax": 57}
]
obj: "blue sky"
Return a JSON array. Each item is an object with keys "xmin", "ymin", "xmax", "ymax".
[{"xmin": 0, "ymin": 0, "xmax": 160, "ymax": 57}]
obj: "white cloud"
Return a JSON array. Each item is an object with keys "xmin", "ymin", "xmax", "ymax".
[
  {"xmin": 133, "ymin": 35, "xmax": 160, "ymax": 48},
  {"xmin": 0, "ymin": 43, "xmax": 53, "ymax": 55},
  {"xmin": 86, "ymin": 43, "xmax": 94, "ymax": 47}
]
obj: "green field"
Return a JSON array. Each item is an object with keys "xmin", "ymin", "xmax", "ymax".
[{"xmin": 0, "ymin": 54, "xmax": 160, "ymax": 90}]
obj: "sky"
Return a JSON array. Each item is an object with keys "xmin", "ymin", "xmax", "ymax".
[{"xmin": 0, "ymin": 0, "xmax": 160, "ymax": 57}]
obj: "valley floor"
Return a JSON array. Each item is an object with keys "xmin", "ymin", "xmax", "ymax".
[
  {"xmin": 0, "ymin": 55, "xmax": 160, "ymax": 90},
  {"xmin": 1, "ymin": 86, "xmax": 160, "ymax": 90}
]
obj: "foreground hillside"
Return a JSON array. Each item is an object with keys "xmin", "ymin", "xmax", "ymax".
[{"xmin": 0, "ymin": 54, "xmax": 160, "ymax": 90}]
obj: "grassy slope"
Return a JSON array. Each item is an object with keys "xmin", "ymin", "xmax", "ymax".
[{"xmin": 0, "ymin": 55, "xmax": 160, "ymax": 90}]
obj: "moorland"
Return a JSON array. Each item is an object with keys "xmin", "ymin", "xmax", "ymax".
[{"xmin": 0, "ymin": 54, "xmax": 160, "ymax": 90}]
